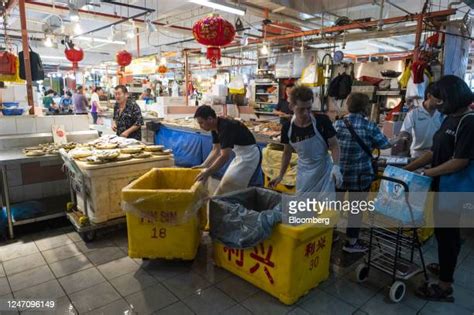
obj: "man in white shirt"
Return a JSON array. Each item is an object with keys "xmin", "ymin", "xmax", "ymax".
[{"xmin": 400, "ymin": 84, "xmax": 444, "ymax": 158}]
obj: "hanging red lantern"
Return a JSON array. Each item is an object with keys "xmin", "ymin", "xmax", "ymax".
[
  {"xmin": 64, "ymin": 47, "xmax": 84, "ymax": 71},
  {"xmin": 192, "ymin": 14, "xmax": 235, "ymax": 68},
  {"xmin": 116, "ymin": 50, "xmax": 132, "ymax": 71},
  {"xmin": 157, "ymin": 65, "xmax": 168, "ymax": 74}
]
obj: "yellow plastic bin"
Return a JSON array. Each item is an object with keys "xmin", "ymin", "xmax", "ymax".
[
  {"xmin": 121, "ymin": 168, "xmax": 206, "ymax": 260},
  {"xmin": 211, "ymin": 188, "xmax": 338, "ymax": 305}
]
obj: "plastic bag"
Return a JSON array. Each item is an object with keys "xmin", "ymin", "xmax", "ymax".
[
  {"xmin": 210, "ymin": 187, "xmax": 282, "ymax": 249},
  {"xmin": 399, "ymin": 65, "xmax": 411, "ymax": 89},
  {"xmin": 228, "ymin": 75, "xmax": 245, "ymax": 95},
  {"xmin": 374, "ymin": 166, "xmax": 432, "ymax": 225},
  {"xmin": 300, "ymin": 63, "xmax": 324, "ymax": 87}
]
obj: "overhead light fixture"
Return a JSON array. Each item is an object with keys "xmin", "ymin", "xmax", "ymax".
[
  {"xmin": 126, "ymin": 29, "xmax": 136, "ymax": 39},
  {"xmin": 260, "ymin": 42, "xmax": 269, "ymax": 55},
  {"xmin": 189, "ymin": 0, "xmax": 245, "ymax": 16},
  {"xmin": 42, "ymin": 56, "xmax": 68, "ymax": 60},
  {"xmin": 74, "ymin": 23, "xmax": 83, "ymax": 35},
  {"xmin": 145, "ymin": 13, "xmax": 157, "ymax": 33},
  {"xmin": 77, "ymin": 36, "xmax": 126, "ymax": 45},
  {"xmin": 160, "ymin": 57, "xmax": 167, "ymax": 65},
  {"xmin": 44, "ymin": 35, "xmax": 53, "ymax": 47}
]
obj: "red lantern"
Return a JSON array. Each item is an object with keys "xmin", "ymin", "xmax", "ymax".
[
  {"xmin": 157, "ymin": 65, "xmax": 168, "ymax": 74},
  {"xmin": 64, "ymin": 47, "xmax": 84, "ymax": 71},
  {"xmin": 116, "ymin": 50, "xmax": 132, "ymax": 71},
  {"xmin": 192, "ymin": 14, "xmax": 235, "ymax": 67}
]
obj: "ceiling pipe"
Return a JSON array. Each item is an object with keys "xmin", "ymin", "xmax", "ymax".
[
  {"xmin": 24, "ymin": 0, "xmax": 193, "ymax": 33},
  {"xmin": 261, "ymin": 9, "xmax": 455, "ymax": 42}
]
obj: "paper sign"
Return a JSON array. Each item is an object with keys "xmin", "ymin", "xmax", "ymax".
[{"xmin": 52, "ymin": 125, "xmax": 67, "ymax": 144}]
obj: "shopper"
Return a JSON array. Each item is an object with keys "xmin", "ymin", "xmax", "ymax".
[
  {"xmin": 269, "ymin": 85, "xmax": 342, "ymax": 194},
  {"xmin": 59, "ymin": 91, "xmax": 73, "ymax": 113},
  {"xmin": 73, "ymin": 85, "xmax": 89, "ymax": 115},
  {"xmin": 112, "ymin": 85, "xmax": 144, "ymax": 140},
  {"xmin": 273, "ymin": 83, "xmax": 294, "ymax": 124},
  {"xmin": 399, "ymin": 83, "xmax": 444, "ymax": 158},
  {"xmin": 193, "ymin": 105, "xmax": 261, "ymax": 195},
  {"xmin": 405, "ymin": 75, "xmax": 474, "ymax": 302},
  {"xmin": 140, "ymin": 88, "xmax": 154, "ymax": 102},
  {"xmin": 90, "ymin": 87, "xmax": 103, "ymax": 124},
  {"xmin": 334, "ymin": 93, "xmax": 391, "ymax": 253},
  {"xmin": 42, "ymin": 89, "xmax": 57, "ymax": 113}
]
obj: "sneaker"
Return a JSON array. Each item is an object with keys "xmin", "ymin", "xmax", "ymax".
[{"xmin": 342, "ymin": 240, "xmax": 368, "ymax": 253}]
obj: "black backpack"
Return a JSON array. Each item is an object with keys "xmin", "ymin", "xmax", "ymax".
[
  {"xmin": 19, "ymin": 47, "xmax": 45, "ymax": 81},
  {"xmin": 328, "ymin": 73, "xmax": 352, "ymax": 100}
]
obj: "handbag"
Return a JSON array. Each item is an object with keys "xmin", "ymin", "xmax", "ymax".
[
  {"xmin": 439, "ymin": 112, "xmax": 474, "ymax": 193},
  {"xmin": 0, "ymin": 51, "xmax": 17, "ymax": 75},
  {"xmin": 343, "ymin": 118, "xmax": 380, "ymax": 177},
  {"xmin": 19, "ymin": 46, "xmax": 45, "ymax": 81}
]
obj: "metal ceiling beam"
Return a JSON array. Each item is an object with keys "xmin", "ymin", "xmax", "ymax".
[{"xmin": 262, "ymin": 9, "xmax": 455, "ymax": 42}]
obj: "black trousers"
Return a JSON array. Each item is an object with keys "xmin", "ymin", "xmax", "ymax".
[
  {"xmin": 336, "ymin": 188, "xmax": 369, "ymax": 239},
  {"xmin": 435, "ymin": 227, "xmax": 461, "ymax": 283}
]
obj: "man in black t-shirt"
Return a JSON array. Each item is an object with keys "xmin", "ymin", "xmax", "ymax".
[
  {"xmin": 194, "ymin": 105, "xmax": 261, "ymax": 195},
  {"xmin": 274, "ymin": 83, "xmax": 294, "ymax": 124}
]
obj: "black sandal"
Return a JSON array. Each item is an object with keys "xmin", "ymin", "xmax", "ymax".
[
  {"xmin": 415, "ymin": 282, "xmax": 455, "ymax": 302},
  {"xmin": 427, "ymin": 263, "xmax": 440, "ymax": 276}
]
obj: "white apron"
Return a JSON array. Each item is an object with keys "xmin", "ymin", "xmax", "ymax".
[
  {"xmin": 214, "ymin": 144, "xmax": 261, "ymax": 196},
  {"xmin": 288, "ymin": 115, "xmax": 335, "ymax": 194}
]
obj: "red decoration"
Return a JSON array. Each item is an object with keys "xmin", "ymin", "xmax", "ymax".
[
  {"xmin": 64, "ymin": 47, "xmax": 84, "ymax": 71},
  {"xmin": 192, "ymin": 14, "xmax": 235, "ymax": 67},
  {"xmin": 206, "ymin": 47, "xmax": 221, "ymax": 68},
  {"xmin": 157, "ymin": 65, "xmax": 168, "ymax": 74},
  {"xmin": 116, "ymin": 50, "xmax": 132, "ymax": 71}
]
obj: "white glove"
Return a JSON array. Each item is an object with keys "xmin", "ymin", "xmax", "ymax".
[{"xmin": 331, "ymin": 165, "xmax": 343, "ymax": 188}]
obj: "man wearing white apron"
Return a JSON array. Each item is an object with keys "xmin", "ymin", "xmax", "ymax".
[
  {"xmin": 194, "ymin": 105, "xmax": 261, "ymax": 195},
  {"xmin": 270, "ymin": 86, "xmax": 343, "ymax": 195}
]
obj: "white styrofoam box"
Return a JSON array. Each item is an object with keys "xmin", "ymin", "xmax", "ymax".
[
  {"xmin": 156, "ymin": 96, "xmax": 186, "ymax": 107},
  {"xmin": 15, "ymin": 117, "xmax": 37, "ymax": 134},
  {"xmin": 75, "ymin": 158, "xmax": 174, "ymax": 224},
  {"xmin": 53, "ymin": 116, "xmax": 73, "ymax": 132},
  {"xmin": 7, "ymin": 168, "xmax": 22, "ymax": 187},
  {"xmin": 1, "ymin": 87, "xmax": 15, "ymax": 102},
  {"xmin": 13, "ymin": 85, "xmax": 27, "ymax": 102},
  {"xmin": 35, "ymin": 117, "xmax": 55, "ymax": 133},
  {"xmin": 71, "ymin": 115, "xmax": 90, "ymax": 131},
  {"xmin": 66, "ymin": 130, "xmax": 99, "ymax": 143},
  {"xmin": 0, "ymin": 117, "xmax": 17, "ymax": 136}
]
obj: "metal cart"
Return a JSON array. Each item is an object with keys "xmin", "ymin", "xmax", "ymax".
[
  {"xmin": 59, "ymin": 149, "xmax": 125, "ymax": 242},
  {"xmin": 355, "ymin": 175, "xmax": 429, "ymax": 303}
]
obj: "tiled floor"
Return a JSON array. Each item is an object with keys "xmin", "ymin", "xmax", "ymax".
[{"xmin": 0, "ymin": 227, "xmax": 473, "ymax": 315}]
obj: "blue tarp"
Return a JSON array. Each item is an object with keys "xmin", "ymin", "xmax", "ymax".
[{"xmin": 155, "ymin": 124, "xmax": 264, "ymax": 185}]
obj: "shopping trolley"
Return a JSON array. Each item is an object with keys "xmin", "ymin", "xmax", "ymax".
[{"xmin": 355, "ymin": 175, "xmax": 429, "ymax": 303}]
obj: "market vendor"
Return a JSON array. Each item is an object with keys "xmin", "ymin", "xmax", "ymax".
[
  {"xmin": 398, "ymin": 83, "xmax": 444, "ymax": 158},
  {"xmin": 194, "ymin": 105, "xmax": 261, "ymax": 195},
  {"xmin": 270, "ymin": 85, "xmax": 342, "ymax": 193},
  {"xmin": 273, "ymin": 83, "xmax": 294, "ymax": 124},
  {"xmin": 112, "ymin": 85, "xmax": 144, "ymax": 141}
]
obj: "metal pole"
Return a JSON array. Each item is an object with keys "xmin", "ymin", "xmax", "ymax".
[
  {"xmin": 19, "ymin": 0, "xmax": 34, "ymax": 115},
  {"xmin": 414, "ymin": 14, "xmax": 424, "ymax": 49},
  {"xmin": 136, "ymin": 28, "xmax": 140, "ymax": 57},
  {"xmin": 184, "ymin": 50, "xmax": 189, "ymax": 106},
  {"xmin": 2, "ymin": 165, "xmax": 14, "ymax": 239}
]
